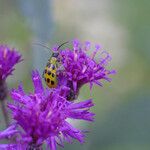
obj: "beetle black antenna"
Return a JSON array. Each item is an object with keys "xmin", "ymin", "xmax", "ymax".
[
  {"xmin": 57, "ymin": 41, "xmax": 69, "ymax": 51},
  {"xmin": 33, "ymin": 43, "xmax": 51, "ymax": 51},
  {"xmin": 33, "ymin": 41, "xmax": 69, "ymax": 52}
]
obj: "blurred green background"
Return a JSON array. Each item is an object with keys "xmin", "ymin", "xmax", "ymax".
[{"xmin": 0, "ymin": 0, "xmax": 150, "ymax": 150}]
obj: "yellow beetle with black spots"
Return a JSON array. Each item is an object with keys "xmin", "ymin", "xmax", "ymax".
[
  {"xmin": 43, "ymin": 53, "xmax": 58, "ymax": 88},
  {"xmin": 42, "ymin": 42, "xmax": 68, "ymax": 88}
]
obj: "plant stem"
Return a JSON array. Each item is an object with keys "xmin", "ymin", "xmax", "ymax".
[{"xmin": 1, "ymin": 100, "xmax": 9, "ymax": 127}]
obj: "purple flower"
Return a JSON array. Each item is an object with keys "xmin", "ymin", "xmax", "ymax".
[
  {"xmin": 0, "ymin": 45, "xmax": 22, "ymax": 101},
  {"xmin": 58, "ymin": 39, "xmax": 116, "ymax": 100},
  {"xmin": 0, "ymin": 45, "xmax": 22, "ymax": 80},
  {"xmin": 5, "ymin": 70, "xmax": 94, "ymax": 150}
]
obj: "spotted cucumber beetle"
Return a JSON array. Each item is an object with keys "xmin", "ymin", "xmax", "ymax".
[{"xmin": 35, "ymin": 42, "xmax": 68, "ymax": 88}]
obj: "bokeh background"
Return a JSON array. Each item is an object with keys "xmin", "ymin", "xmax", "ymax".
[{"xmin": 0, "ymin": 0, "xmax": 150, "ymax": 150}]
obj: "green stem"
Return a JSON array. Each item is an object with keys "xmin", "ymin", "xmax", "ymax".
[{"xmin": 1, "ymin": 100, "xmax": 9, "ymax": 127}]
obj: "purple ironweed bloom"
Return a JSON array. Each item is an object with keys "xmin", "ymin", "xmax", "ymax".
[
  {"xmin": 0, "ymin": 45, "xmax": 22, "ymax": 100},
  {"xmin": 0, "ymin": 45, "xmax": 22, "ymax": 80},
  {"xmin": 58, "ymin": 39, "xmax": 116, "ymax": 100},
  {"xmin": 5, "ymin": 70, "xmax": 94, "ymax": 150}
]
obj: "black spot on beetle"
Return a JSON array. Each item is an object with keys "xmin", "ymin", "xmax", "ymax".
[
  {"xmin": 47, "ymin": 78, "xmax": 50, "ymax": 83},
  {"xmin": 45, "ymin": 69, "xmax": 47, "ymax": 73},
  {"xmin": 51, "ymin": 80, "xmax": 55, "ymax": 85},
  {"xmin": 48, "ymin": 71, "xmax": 51, "ymax": 75},
  {"xmin": 51, "ymin": 73, "xmax": 55, "ymax": 77}
]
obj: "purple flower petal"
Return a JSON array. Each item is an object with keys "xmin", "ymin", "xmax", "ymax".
[
  {"xmin": 0, "ymin": 124, "xmax": 18, "ymax": 139},
  {"xmin": 32, "ymin": 70, "xmax": 44, "ymax": 94},
  {"xmin": 49, "ymin": 137, "xmax": 57, "ymax": 150}
]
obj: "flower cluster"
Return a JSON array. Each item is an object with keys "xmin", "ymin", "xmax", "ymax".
[
  {"xmin": 0, "ymin": 40, "xmax": 115, "ymax": 150},
  {"xmin": 57, "ymin": 39, "xmax": 116, "ymax": 100},
  {"xmin": 0, "ymin": 71, "xmax": 94, "ymax": 150}
]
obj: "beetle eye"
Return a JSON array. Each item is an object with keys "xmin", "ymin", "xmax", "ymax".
[{"xmin": 52, "ymin": 53, "xmax": 59, "ymax": 57}]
